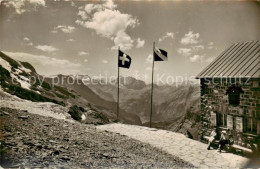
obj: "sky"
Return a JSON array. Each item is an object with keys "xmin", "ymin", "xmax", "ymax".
[{"xmin": 0, "ymin": 0, "xmax": 259, "ymax": 84}]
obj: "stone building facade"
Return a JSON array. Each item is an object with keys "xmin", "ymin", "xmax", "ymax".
[
  {"xmin": 197, "ymin": 40, "xmax": 260, "ymax": 151},
  {"xmin": 200, "ymin": 78, "xmax": 260, "ymax": 149}
]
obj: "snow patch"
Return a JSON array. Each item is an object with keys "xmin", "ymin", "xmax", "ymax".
[
  {"xmin": 0, "ymin": 57, "xmax": 11, "ymax": 72},
  {"xmin": 0, "ymin": 57, "xmax": 32, "ymax": 90},
  {"xmin": 10, "ymin": 74, "xmax": 31, "ymax": 90},
  {"xmin": 0, "ymin": 97, "xmax": 73, "ymax": 122},
  {"xmin": 81, "ymin": 114, "xmax": 86, "ymax": 121},
  {"xmin": 19, "ymin": 65, "xmax": 32, "ymax": 73},
  {"xmin": 16, "ymin": 78, "xmax": 31, "ymax": 90},
  {"xmin": 19, "ymin": 75, "xmax": 30, "ymax": 82},
  {"xmin": 35, "ymin": 91, "xmax": 41, "ymax": 94},
  {"xmin": 14, "ymin": 68, "xmax": 22, "ymax": 74}
]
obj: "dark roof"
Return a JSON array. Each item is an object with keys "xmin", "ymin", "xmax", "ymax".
[{"xmin": 197, "ymin": 40, "xmax": 260, "ymax": 79}]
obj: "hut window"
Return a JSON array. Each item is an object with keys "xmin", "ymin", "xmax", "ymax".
[
  {"xmin": 244, "ymin": 117, "xmax": 257, "ymax": 134},
  {"xmin": 226, "ymin": 85, "xmax": 243, "ymax": 106},
  {"xmin": 217, "ymin": 113, "xmax": 227, "ymax": 127}
]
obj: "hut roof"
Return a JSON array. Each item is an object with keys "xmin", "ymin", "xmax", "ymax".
[{"xmin": 197, "ymin": 40, "xmax": 260, "ymax": 79}]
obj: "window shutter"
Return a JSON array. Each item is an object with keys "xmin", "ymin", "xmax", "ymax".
[
  {"xmin": 227, "ymin": 115, "xmax": 233, "ymax": 129},
  {"xmin": 210, "ymin": 111, "xmax": 216, "ymax": 126},
  {"xmin": 236, "ymin": 117, "xmax": 243, "ymax": 132}
]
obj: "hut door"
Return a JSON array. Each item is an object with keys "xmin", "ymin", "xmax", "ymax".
[{"xmin": 216, "ymin": 112, "xmax": 227, "ymax": 127}]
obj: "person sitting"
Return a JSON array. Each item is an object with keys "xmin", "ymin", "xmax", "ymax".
[
  {"xmin": 207, "ymin": 128, "xmax": 217, "ymax": 150},
  {"xmin": 218, "ymin": 130, "xmax": 229, "ymax": 152}
]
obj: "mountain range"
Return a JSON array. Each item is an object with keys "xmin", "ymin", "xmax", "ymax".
[{"xmin": 0, "ymin": 51, "xmax": 201, "ymax": 134}]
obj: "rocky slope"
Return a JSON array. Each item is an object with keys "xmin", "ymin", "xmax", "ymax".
[
  {"xmin": 0, "ymin": 51, "xmax": 71, "ymax": 106},
  {"xmin": 0, "ymin": 107, "xmax": 193, "ymax": 168}
]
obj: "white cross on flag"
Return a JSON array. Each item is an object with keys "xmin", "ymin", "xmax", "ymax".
[{"xmin": 118, "ymin": 50, "xmax": 131, "ymax": 69}]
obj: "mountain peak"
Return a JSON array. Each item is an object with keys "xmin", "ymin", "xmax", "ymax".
[{"xmin": 123, "ymin": 76, "xmax": 146, "ymax": 90}]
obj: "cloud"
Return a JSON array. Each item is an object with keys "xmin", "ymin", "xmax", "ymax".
[
  {"xmin": 3, "ymin": 51, "xmax": 80, "ymax": 69},
  {"xmin": 192, "ymin": 45, "xmax": 204, "ymax": 51},
  {"xmin": 84, "ymin": 9, "xmax": 136, "ymax": 38},
  {"xmin": 3, "ymin": 0, "xmax": 45, "ymax": 14},
  {"xmin": 189, "ymin": 54, "xmax": 204, "ymax": 62},
  {"xmin": 28, "ymin": 0, "xmax": 45, "ymax": 5},
  {"xmin": 35, "ymin": 45, "xmax": 58, "ymax": 52},
  {"xmin": 103, "ymin": 0, "xmax": 117, "ymax": 9},
  {"xmin": 208, "ymin": 42, "xmax": 214, "ymax": 49},
  {"xmin": 180, "ymin": 31, "xmax": 200, "ymax": 45},
  {"xmin": 76, "ymin": 0, "xmax": 139, "ymax": 50},
  {"xmin": 205, "ymin": 56, "xmax": 215, "ymax": 63},
  {"xmin": 23, "ymin": 37, "xmax": 30, "ymax": 41},
  {"xmin": 66, "ymin": 38, "xmax": 75, "ymax": 42},
  {"xmin": 78, "ymin": 51, "xmax": 89, "ymax": 56},
  {"xmin": 178, "ymin": 40, "xmax": 205, "ymax": 57},
  {"xmin": 78, "ymin": 10, "xmax": 89, "ymax": 20},
  {"xmin": 136, "ymin": 38, "xmax": 145, "ymax": 48},
  {"xmin": 102, "ymin": 60, "xmax": 108, "ymax": 64},
  {"xmin": 111, "ymin": 31, "xmax": 133, "ymax": 50},
  {"xmin": 23, "ymin": 37, "xmax": 33, "ymax": 46},
  {"xmin": 53, "ymin": 25, "xmax": 75, "ymax": 34},
  {"xmin": 146, "ymin": 54, "xmax": 153, "ymax": 64},
  {"xmin": 159, "ymin": 32, "xmax": 175, "ymax": 43},
  {"xmin": 71, "ymin": 1, "xmax": 76, "ymax": 7},
  {"xmin": 177, "ymin": 48, "xmax": 192, "ymax": 56}
]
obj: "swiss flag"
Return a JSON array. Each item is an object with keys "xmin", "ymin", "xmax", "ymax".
[{"xmin": 118, "ymin": 50, "xmax": 131, "ymax": 69}]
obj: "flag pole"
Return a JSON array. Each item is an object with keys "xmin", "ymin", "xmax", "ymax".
[
  {"xmin": 117, "ymin": 46, "xmax": 120, "ymax": 121},
  {"xmin": 150, "ymin": 42, "xmax": 155, "ymax": 128}
]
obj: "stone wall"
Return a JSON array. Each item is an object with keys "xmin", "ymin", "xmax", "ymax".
[{"xmin": 199, "ymin": 78, "xmax": 260, "ymax": 150}]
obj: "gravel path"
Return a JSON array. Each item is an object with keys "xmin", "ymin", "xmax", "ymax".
[
  {"xmin": 98, "ymin": 123, "xmax": 249, "ymax": 168},
  {"xmin": 0, "ymin": 108, "xmax": 193, "ymax": 168}
]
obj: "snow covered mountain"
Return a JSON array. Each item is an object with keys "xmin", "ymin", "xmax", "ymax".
[
  {"xmin": 0, "ymin": 51, "xmax": 78, "ymax": 105},
  {"xmin": 0, "ymin": 51, "xmax": 113, "ymax": 124}
]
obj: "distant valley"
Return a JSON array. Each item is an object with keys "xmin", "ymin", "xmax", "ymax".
[{"xmin": 0, "ymin": 51, "xmax": 201, "ymax": 136}]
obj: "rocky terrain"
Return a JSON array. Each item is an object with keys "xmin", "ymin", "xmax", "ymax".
[{"xmin": 0, "ymin": 107, "xmax": 193, "ymax": 168}]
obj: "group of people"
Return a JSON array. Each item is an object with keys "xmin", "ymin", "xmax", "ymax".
[{"xmin": 207, "ymin": 128, "xmax": 233, "ymax": 152}]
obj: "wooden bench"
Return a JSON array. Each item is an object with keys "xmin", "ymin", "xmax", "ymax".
[{"xmin": 229, "ymin": 144, "xmax": 253, "ymax": 155}]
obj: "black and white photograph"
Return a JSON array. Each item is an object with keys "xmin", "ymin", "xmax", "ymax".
[{"xmin": 0, "ymin": 0, "xmax": 259, "ymax": 168}]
